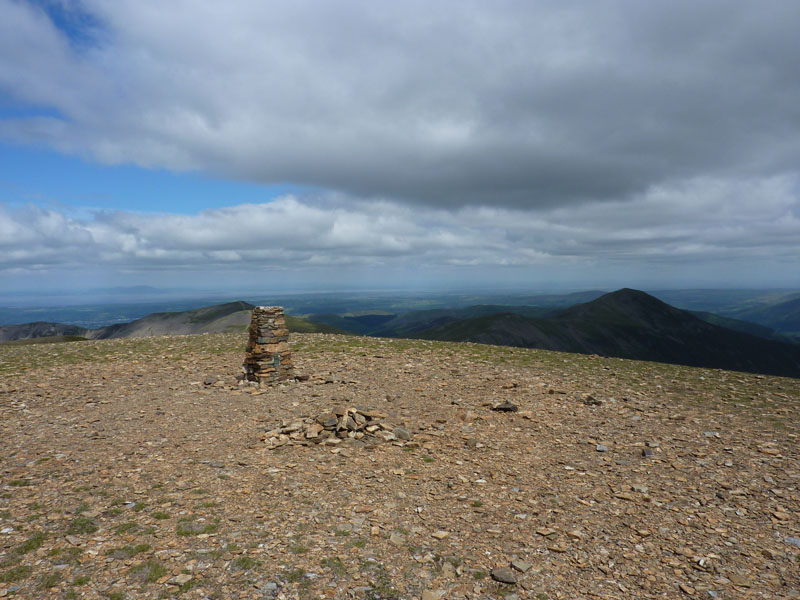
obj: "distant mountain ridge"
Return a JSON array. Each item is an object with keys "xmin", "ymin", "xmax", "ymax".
[
  {"xmin": 0, "ymin": 302, "xmax": 342, "ymax": 343},
  {"xmin": 418, "ymin": 289, "xmax": 800, "ymax": 378}
]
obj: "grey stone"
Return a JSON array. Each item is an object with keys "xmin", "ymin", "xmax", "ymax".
[
  {"xmin": 596, "ymin": 444, "xmax": 608, "ymax": 452},
  {"xmin": 511, "ymin": 560, "xmax": 532, "ymax": 572},
  {"xmin": 785, "ymin": 536, "xmax": 800, "ymax": 548},
  {"xmin": 394, "ymin": 427, "xmax": 412, "ymax": 440},
  {"xmin": 493, "ymin": 401, "xmax": 519, "ymax": 412},
  {"xmin": 491, "ymin": 566, "xmax": 517, "ymax": 584}
]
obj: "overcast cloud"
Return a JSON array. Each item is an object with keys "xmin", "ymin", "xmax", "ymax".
[{"xmin": 1, "ymin": 0, "xmax": 799, "ymax": 289}]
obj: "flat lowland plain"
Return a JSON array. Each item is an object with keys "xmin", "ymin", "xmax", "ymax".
[{"xmin": 0, "ymin": 333, "xmax": 798, "ymax": 599}]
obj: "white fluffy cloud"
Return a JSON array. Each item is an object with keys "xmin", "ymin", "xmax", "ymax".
[{"xmin": 2, "ymin": 176, "xmax": 798, "ymax": 287}]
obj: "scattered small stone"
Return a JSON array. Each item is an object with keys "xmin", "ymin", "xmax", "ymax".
[
  {"xmin": 680, "ymin": 583, "xmax": 696, "ymax": 595},
  {"xmin": 431, "ymin": 530, "xmax": 449, "ymax": 540},
  {"xmin": 492, "ymin": 401, "xmax": 518, "ymax": 412},
  {"xmin": 642, "ymin": 448, "xmax": 655, "ymax": 457},
  {"xmin": 511, "ymin": 560, "xmax": 531, "ymax": 573},
  {"xmin": 596, "ymin": 444, "xmax": 608, "ymax": 452},
  {"xmin": 785, "ymin": 537, "xmax": 800, "ymax": 548},
  {"xmin": 491, "ymin": 566, "xmax": 517, "ymax": 584},
  {"xmin": 632, "ymin": 484, "xmax": 648, "ymax": 493},
  {"xmin": 203, "ymin": 376, "xmax": 218, "ymax": 386},
  {"xmin": 394, "ymin": 427, "xmax": 412, "ymax": 440},
  {"xmin": 169, "ymin": 574, "xmax": 192, "ymax": 585}
]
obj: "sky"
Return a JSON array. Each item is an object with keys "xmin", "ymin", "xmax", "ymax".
[{"xmin": 1, "ymin": 0, "xmax": 800, "ymax": 296}]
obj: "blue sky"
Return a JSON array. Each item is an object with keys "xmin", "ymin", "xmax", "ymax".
[
  {"xmin": 1, "ymin": 0, "xmax": 800, "ymax": 297},
  {"xmin": 0, "ymin": 143, "xmax": 306, "ymax": 216}
]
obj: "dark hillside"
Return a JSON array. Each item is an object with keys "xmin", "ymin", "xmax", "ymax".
[{"xmin": 420, "ymin": 289, "xmax": 800, "ymax": 378}]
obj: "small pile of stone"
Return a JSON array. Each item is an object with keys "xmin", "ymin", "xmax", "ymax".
[
  {"xmin": 243, "ymin": 306, "xmax": 294, "ymax": 384},
  {"xmin": 262, "ymin": 407, "xmax": 412, "ymax": 449}
]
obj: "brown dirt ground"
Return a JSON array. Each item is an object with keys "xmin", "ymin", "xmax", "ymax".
[{"xmin": 0, "ymin": 332, "xmax": 798, "ymax": 600}]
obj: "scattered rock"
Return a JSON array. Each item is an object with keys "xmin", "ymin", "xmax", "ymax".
[
  {"xmin": 203, "ymin": 376, "xmax": 218, "ymax": 386},
  {"xmin": 511, "ymin": 560, "xmax": 531, "ymax": 573},
  {"xmin": 596, "ymin": 444, "xmax": 608, "ymax": 452},
  {"xmin": 492, "ymin": 401, "xmax": 518, "ymax": 412},
  {"xmin": 491, "ymin": 566, "xmax": 517, "ymax": 584}
]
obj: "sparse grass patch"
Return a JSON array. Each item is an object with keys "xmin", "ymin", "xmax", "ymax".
[
  {"xmin": 133, "ymin": 502, "xmax": 147, "ymax": 512},
  {"xmin": 286, "ymin": 568, "xmax": 306, "ymax": 583},
  {"xmin": 49, "ymin": 546, "xmax": 83, "ymax": 565},
  {"xmin": 152, "ymin": 511, "xmax": 170, "ymax": 520},
  {"xmin": 15, "ymin": 531, "xmax": 45, "ymax": 555},
  {"xmin": 75, "ymin": 501, "xmax": 90, "ymax": 514},
  {"xmin": 29, "ymin": 501, "xmax": 43, "ymax": 510},
  {"xmin": 196, "ymin": 501, "xmax": 218, "ymax": 508},
  {"xmin": 422, "ymin": 455, "xmax": 435, "ymax": 463},
  {"xmin": 176, "ymin": 518, "xmax": 217, "ymax": 536},
  {"xmin": 114, "ymin": 521, "xmax": 138, "ymax": 534},
  {"xmin": 0, "ymin": 565, "xmax": 33, "ymax": 583},
  {"xmin": 39, "ymin": 572, "xmax": 61, "ymax": 589},
  {"xmin": 350, "ymin": 538, "xmax": 366, "ymax": 549},
  {"xmin": 129, "ymin": 559, "xmax": 167, "ymax": 583},
  {"xmin": 73, "ymin": 575, "xmax": 91, "ymax": 585},
  {"xmin": 334, "ymin": 529, "xmax": 350, "ymax": 537},
  {"xmin": 232, "ymin": 556, "xmax": 258, "ymax": 571},
  {"xmin": 473, "ymin": 570, "xmax": 486, "ymax": 580},
  {"xmin": 291, "ymin": 544, "xmax": 309, "ymax": 554},
  {"xmin": 68, "ymin": 516, "xmax": 98, "ymax": 535},
  {"xmin": 106, "ymin": 544, "xmax": 151, "ymax": 559},
  {"xmin": 471, "ymin": 500, "xmax": 483, "ymax": 507},
  {"xmin": 321, "ymin": 556, "xmax": 347, "ymax": 576},
  {"xmin": 9, "ymin": 479, "xmax": 31, "ymax": 487}
]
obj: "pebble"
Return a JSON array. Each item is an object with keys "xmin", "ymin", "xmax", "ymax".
[
  {"xmin": 431, "ymin": 530, "xmax": 449, "ymax": 540},
  {"xmin": 492, "ymin": 401, "xmax": 519, "ymax": 412},
  {"xmin": 511, "ymin": 560, "xmax": 531, "ymax": 573},
  {"xmin": 680, "ymin": 583, "xmax": 696, "ymax": 595},
  {"xmin": 394, "ymin": 427, "xmax": 412, "ymax": 440},
  {"xmin": 491, "ymin": 566, "xmax": 517, "ymax": 584},
  {"xmin": 596, "ymin": 444, "xmax": 608, "ymax": 452}
]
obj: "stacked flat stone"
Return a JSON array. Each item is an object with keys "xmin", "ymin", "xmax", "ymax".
[{"xmin": 243, "ymin": 306, "xmax": 294, "ymax": 383}]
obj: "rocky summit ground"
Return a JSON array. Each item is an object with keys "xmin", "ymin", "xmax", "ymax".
[{"xmin": 1, "ymin": 333, "xmax": 799, "ymax": 600}]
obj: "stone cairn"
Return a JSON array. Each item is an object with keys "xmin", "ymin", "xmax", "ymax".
[
  {"xmin": 262, "ymin": 407, "xmax": 413, "ymax": 449},
  {"xmin": 243, "ymin": 306, "xmax": 294, "ymax": 383}
]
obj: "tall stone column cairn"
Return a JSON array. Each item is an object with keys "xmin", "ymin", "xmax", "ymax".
[{"xmin": 243, "ymin": 306, "xmax": 294, "ymax": 383}]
